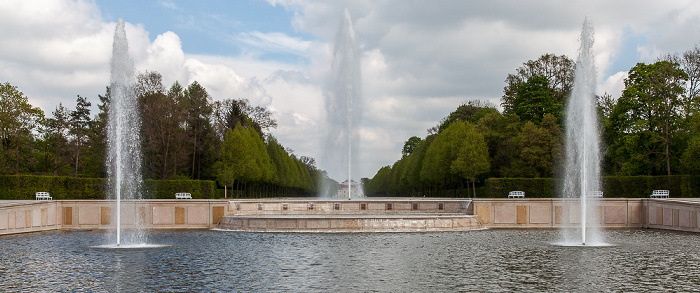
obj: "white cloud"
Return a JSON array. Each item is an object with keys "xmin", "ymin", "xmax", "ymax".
[
  {"xmin": 3, "ymin": 0, "xmax": 700, "ymax": 180},
  {"xmin": 598, "ymin": 71, "xmax": 628, "ymax": 100}
]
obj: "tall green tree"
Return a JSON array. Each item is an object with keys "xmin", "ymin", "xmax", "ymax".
[
  {"xmin": 517, "ymin": 114, "xmax": 562, "ymax": 178},
  {"xmin": 182, "ymin": 81, "xmax": 215, "ymax": 180},
  {"xmin": 70, "ymin": 95, "xmax": 91, "ymax": 177},
  {"xmin": 450, "ymin": 122, "xmax": 490, "ymax": 195},
  {"xmin": 45, "ymin": 103, "xmax": 72, "ymax": 175},
  {"xmin": 502, "ymin": 53, "xmax": 575, "ymax": 113},
  {"xmin": 0, "ymin": 82, "xmax": 44, "ymax": 174},
  {"xmin": 607, "ymin": 61, "xmax": 687, "ymax": 175},
  {"xmin": 510, "ymin": 75, "xmax": 562, "ymax": 124}
]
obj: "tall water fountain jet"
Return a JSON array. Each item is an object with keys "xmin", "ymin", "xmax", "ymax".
[
  {"xmin": 106, "ymin": 19, "xmax": 145, "ymax": 246},
  {"xmin": 323, "ymin": 9, "xmax": 361, "ymax": 198},
  {"xmin": 561, "ymin": 17, "xmax": 602, "ymax": 245}
]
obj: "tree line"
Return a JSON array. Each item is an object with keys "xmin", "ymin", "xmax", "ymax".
[
  {"xmin": 366, "ymin": 47, "xmax": 700, "ymax": 196},
  {"xmin": 0, "ymin": 71, "xmax": 336, "ymax": 197}
]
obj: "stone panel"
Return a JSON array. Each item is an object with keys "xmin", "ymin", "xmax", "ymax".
[
  {"xmin": 187, "ymin": 206, "xmax": 207, "ymax": 225},
  {"xmin": 628, "ymin": 203, "xmax": 640, "ymax": 224},
  {"xmin": 476, "ymin": 205, "xmax": 489, "ymax": 224},
  {"xmin": 673, "ymin": 209, "xmax": 679, "ymax": 227},
  {"xmin": 32, "ymin": 209, "xmax": 41, "ymax": 227},
  {"xmin": 78, "ymin": 207, "xmax": 100, "ymax": 225},
  {"xmin": 556, "ymin": 205, "xmax": 563, "ymax": 223},
  {"xmin": 434, "ymin": 218, "xmax": 452, "ymax": 228},
  {"xmin": 101, "ymin": 207, "xmax": 111, "ymax": 225},
  {"xmin": 307, "ymin": 219, "xmax": 330, "ymax": 229},
  {"xmin": 657, "ymin": 207, "xmax": 663, "ymax": 226},
  {"xmin": 212, "ymin": 206, "xmax": 225, "ymax": 225},
  {"xmin": 395, "ymin": 202, "xmax": 411, "ymax": 211},
  {"xmin": 368, "ymin": 203, "xmax": 385, "ymax": 211},
  {"xmin": 343, "ymin": 203, "xmax": 359, "ymax": 212},
  {"xmin": 118, "ymin": 205, "xmax": 135, "ymax": 225},
  {"xmin": 516, "ymin": 206, "xmax": 527, "ymax": 224},
  {"xmin": 343, "ymin": 219, "xmax": 360, "ymax": 229},
  {"xmin": 8, "ymin": 212, "xmax": 15, "ymax": 229},
  {"xmin": 663, "ymin": 207, "xmax": 673, "ymax": 226},
  {"xmin": 26, "ymin": 210, "xmax": 33, "ymax": 227},
  {"xmin": 569, "ymin": 204, "xmax": 581, "ymax": 224},
  {"xmin": 41, "ymin": 208, "xmax": 48, "ymax": 226},
  {"xmin": 276, "ymin": 219, "xmax": 298, "ymax": 229},
  {"xmin": 139, "ymin": 207, "xmax": 148, "ymax": 225},
  {"xmin": 604, "ymin": 206, "xmax": 626, "ymax": 224},
  {"xmin": 249, "ymin": 219, "xmax": 268, "ymax": 228},
  {"xmin": 0, "ymin": 211, "xmax": 7, "ymax": 229},
  {"xmin": 64, "ymin": 207, "xmax": 72, "ymax": 225},
  {"xmin": 47, "ymin": 206, "xmax": 56, "ymax": 226},
  {"xmin": 494, "ymin": 205, "xmax": 516, "ymax": 224},
  {"xmin": 153, "ymin": 206, "xmax": 173, "ymax": 225},
  {"xmin": 15, "ymin": 211, "xmax": 24, "ymax": 228},
  {"xmin": 679, "ymin": 209, "xmax": 691, "ymax": 228},
  {"xmin": 530, "ymin": 205, "xmax": 551, "ymax": 224},
  {"xmin": 175, "ymin": 207, "xmax": 185, "ymax": 225}
]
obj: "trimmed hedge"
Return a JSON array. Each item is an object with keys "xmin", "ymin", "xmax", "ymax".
[
  {"xmin": 485, "ymin": 178, "xmax": 557, "ymax": 198},
  {"xmin": 485, "ymin": 175, "xmax": 700, "ymax": 198},
  {"xmin": 142, "ymin": 179, "xmax": 216, "ymax": 199},
  {"xmin": 0, "ymin": 175, "xmax": 217, "ymax": 200}
]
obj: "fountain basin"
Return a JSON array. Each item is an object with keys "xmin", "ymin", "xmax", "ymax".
[
  {"xmin": 217, "ymin": 213, "xmax": 480, "ymax": 232},
  {"xmin": 217, "ymin": 198, "xmax": 480, "ymax": 232}
]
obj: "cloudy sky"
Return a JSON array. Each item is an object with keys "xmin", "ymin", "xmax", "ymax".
[{"xmin": 1, "ymin": 0, "xmax": 699, "ymax": 181}]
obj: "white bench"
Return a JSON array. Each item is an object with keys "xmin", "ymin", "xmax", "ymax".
[
  {"xmin": 650, "ymin": 190, "xmax": 669, "ymax": 199},
  {"xmin": 35, "ymin": 192, "xmax": 52, "ymax": 200},
  {"xmin": 508, "ymin": 191, "xmax": 525, "ymax": 198},
  {"xmin": 588, "ymin": 191, "xmax": 603, "ymax": 198},
  {"xmin": 175, "ymin": 193, "xmax": 192, "ymax": 199}
]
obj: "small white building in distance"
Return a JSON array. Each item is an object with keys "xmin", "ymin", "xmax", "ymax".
[{"xmin": 335, "ymin": 179, "xmax": 365, "ymax": 198}]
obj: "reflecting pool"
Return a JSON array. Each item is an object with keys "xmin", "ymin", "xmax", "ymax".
[{"xmin": 1, "ymin": 229, "xmax": 699, "ymax": 292}]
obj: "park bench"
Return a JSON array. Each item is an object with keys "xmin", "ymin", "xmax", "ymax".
[
  {"xmin": 650, "ymin": 190, "xmax": 669, "ymax": 199},
  {"xmin": 35, "ymin": 192, "xmax": 52, "ymax": 200},
  {"xmin": 588, "ymin": 191, "xmax": 603, "ymax": 198},
  {"xmin": 175, "ymin": 192, "xmax": 192, "ymax": 199},
  {"xmin": 508, "ymin": 191, "xmax": 525, "ymax": 198}
]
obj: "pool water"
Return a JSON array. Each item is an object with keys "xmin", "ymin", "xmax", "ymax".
[{"xmin": 1, "ymin": 229, "xmax": 699, "ymax": 292}]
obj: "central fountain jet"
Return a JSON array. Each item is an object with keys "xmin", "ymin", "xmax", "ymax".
[
  {"xmin": 106, "ymin": 19, "xmax": 145, "ymax": 246},
  {"xmin": 561, "ymin": 17, "xmax": 603, "ymax": 246},
  {"xmin": 324, "ymin": 9, "xmax": 361, "ymax": 198}
]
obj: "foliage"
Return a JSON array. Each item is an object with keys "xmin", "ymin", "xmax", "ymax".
[
  {"xmin": 605, "ymin": 61, "xmax": 688, "ymax": 176},
  {"xmin": 401, "ymin": 136, "xmax": 421, "ymax": 157},
  {"xmin": 0, "ymin": 82, "xmax": 44, "ymax": 175},
  {"xmin": 0, "ymin": 175, "xmax": 217, "ymax": 200},
  {"xmin": 510, "ymin": 75, "xmax": 562, "ymax": 124},
  {"xmin": 502, "ymin": 53, "xmax": 575, "ymax": 113}
]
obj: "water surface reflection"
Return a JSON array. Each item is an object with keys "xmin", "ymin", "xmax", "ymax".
[{"xmin": 1, "ymin": 229, "xmax": 699, "ymax": 292}]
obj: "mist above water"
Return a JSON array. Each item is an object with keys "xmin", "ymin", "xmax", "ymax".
[{"xmin": 321, "ymin": 9, "xmax": 361, "ymax": 196}]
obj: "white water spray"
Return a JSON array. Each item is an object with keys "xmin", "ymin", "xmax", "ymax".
[
  {"xmin": 562, "ymin": 17, "xmax": 602, "ymax": 246},
  {"xmin": 323, "ymin": 9, "xmax": 361, "ymax": 198},
  {"xmin": 107, "ymin": 19, "xmax": 145, "ymax": 246}
]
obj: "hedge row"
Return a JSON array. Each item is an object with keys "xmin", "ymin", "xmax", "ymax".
[
  {"xmin": 0, "ymin": 175, "xmax": 217, "ymax": 200},
  {"xmin": 485, "ymin": 175, "xmax": 700, "ymax": 198}
]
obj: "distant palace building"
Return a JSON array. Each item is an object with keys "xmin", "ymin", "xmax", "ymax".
[{"xmin": 335, "ymin": 179, "xmax": 364, "ymax": 198}]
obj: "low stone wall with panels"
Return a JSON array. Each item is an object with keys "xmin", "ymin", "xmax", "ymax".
[
  {"xmin": 472, "ymin": 198, "xmax": 646, "ymax": 228},
  {"xmin": 0, "ymin": 201, "xmax": 62, "ymax": 235},
  {"xmin": 228, "ymin": 198, "xmax": 470, "ymax": 216},
  {"xmin": 217, "ymin": 214, "xmax": 480, "ymax": 232},
  {"xmin": 0, "ymin": 199, "xmax": 230, "ymax": 235},
  {"xmin": 646, "ymin": 198, "xmax": 700, "ymax": 232}
]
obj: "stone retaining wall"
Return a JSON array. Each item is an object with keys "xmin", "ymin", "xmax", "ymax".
[
  {"xmin": 4, "ymin": 198, "xmax": 700, "ymax": 235},
  {"xmin": 0, "ymin": 199, "xmax": 229, "ymax": 235},
  {"xmin": 472, "ymin": 198, "xmax": 646, "ymax": 228}
]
